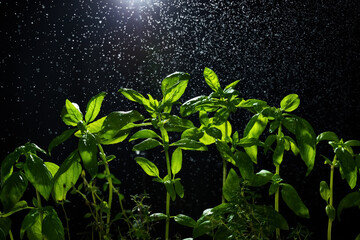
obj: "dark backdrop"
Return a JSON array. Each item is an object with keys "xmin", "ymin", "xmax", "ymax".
[{"xmin": 1, "ymin": 0, "xmax": 360, "ymax": 239}]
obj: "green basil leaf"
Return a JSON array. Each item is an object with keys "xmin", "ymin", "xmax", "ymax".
[
  {"xmin": 223, "ymin": 168, "xmax": 240, "ymax": 202},
  {"xmin": 85, "ymin": 92, "xmax": 106, "ymax": 123},
  {"xmin": 20, "ymin": 209, "xmax": 40, "ymax": 239},
  {"xmin": 53, "ymin": 151, "xmax": 82, "ymax": 202},
  {"xmin": 254, "ymin": 205, "xmax": 289, "ymax": 230},
  {"xmin": 164, "ymin": 180, "xmax": 176, "ymax": 201},
  {"xmin": 0, "ymin": 172, "xmax": 28, "ymax": 212},
  {"xmin": 164, "ymin": 115, "xmax": 195, "ymax": 132},
  {"xmin": 24, "ymin": 154, "xmax": 53, "ymax": 200},
  {"xmin": 118, "ymin": 88, "xmax": 148, "ymax": 105},
  {"xmin": 316, "ymin": 131, "xmax": 339, "ymax": 144},
  {"xmin": 129, "ymin": 129, "xmax": 161, "ymax": 142},
  {"xmin": 1, "ymin": 148, "xmax": 23, "ymax": 185},
  {"xmin": 203, "ymin": 67, "xmax": 221, "ymax": 92},
  {"xmin": 78, "ymin": 131, "xmax": 98, "ymax": 177},
  {"xmin": 224, "ymin": 80, "xmax": 240, "ymax": 90},
  {"xmin": 61, "ymin": 100, "xmax": 83, "ymax": 126},
  {"xmin": 280, "ymin": 94, "xmax": 300, "ymax": 112},
  {"xmin": 281, "ymin": 183, "xmax": 310, "ymax": 218},
  {"xmin": 335, "ymin": 148, "xmax": 357, "ymax": 189},
  {"xmin": 234, "ymin": 151, "xmax": 254, "ymax": 181},
  {"xmin": 132, "ymin": 138, "xmax": 162, "ymax": 151},
  {"xmin": 337, "ymin": 191, "xmax": 360, "ymax": 220},
  {"xmin": 249, "ymin": 170, "xmax": 273, "ymax": 187},
  {"xmin": 325, "ymin": 204, "xmax": 336, "ymax": 221},
  {"xmin": 273, "ymin": 138, "xmax": 285, "ymax": 166},
  {"xmin": 135, "ymin": 157, "xmax": 160, "ymax": 178},
  {"xmin": 344, "ymin": 140, "xmax": 360, "ymax": 147},
  {"xmin": 171, "ymin": 138, "xmax": 208, "ymax": 151},
  {"xmin": 161, "ymin": 72, "xmax": 190, "ymax": 104},
  {"xmin": 213, "ymin": 108, "xmax": 230, "ymax": 126},
  {"xmin": 181, "ymin": 128, "xmax": 204, "ymax": 140},
  {"xmin": 149, "ymin": 213, "xmax": 168, "ymax": 222},
  {"xmin": 174, "ymin": 214, "xmax": 196, "ymax": 228},
  {"xmin": 48, "ymin": 128, "xmax": 77, "ymax": 155},
  {"xmin": 205, "ymin": 127, "xmax": 222, "ymax": 140},
  {"xmin": 319, "ymin": 181, "xmax": 330, "ymax": 202},
  {"xmin": 171, "ymin": 148, "xmax": 182, "ymax": 175},
  {"xmin": 42, "ymin": 207, "xmax": 65, "ymax": 240},
  {"xmin": 174, "ymin": 179, "xmax": 184, "ymax": 198},
  {"xmin": 0, "ymin": 218, "xmax": 11, "ymax": 239}
]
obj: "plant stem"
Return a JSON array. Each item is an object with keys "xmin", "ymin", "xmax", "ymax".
[
  {"xmin": 222, "ymin": 120, "xmax": 229, "ymax": 203},
  {"xmin": 98, "ymin": 144, "xmax": 113, "ymax": 237},
  {"xmin": 9, "ymin": 230, "xmax": 14, "ymax": 240},
  {"xmin": 36, "ymin": 190, "xmax": 43, "ymax": 226},
  {"xmin": 165, "ymin": 149, "xmax": 171, "ymax": 240},
  {"xmin": 61, "ymin": 202, "xmax": 71, "ymax": 240},
  {"xmin": 275, "ymin": 165, "xmax": 280, "ymax": 240},
  {"xmin": 328, "ymin": 163, "xmax": 335, "ymax": 240}
]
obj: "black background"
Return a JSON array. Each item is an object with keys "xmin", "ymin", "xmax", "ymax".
[{"xmin": 1, "ymin": 0, "xmax": 360, "ymax": 239}]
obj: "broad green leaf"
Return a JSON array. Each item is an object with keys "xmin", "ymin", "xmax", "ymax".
[
  {"xmin": 171, "ymin": 138, "xmax": 208, "ymax": 151},
  {"xmin": 285, "ymin": 136, "xmax": 300, "ymax": 156},
  {"xmin": 100, "ymin": 129, "xmax": 131, "ymax": 145},
  {"xmin": 99, "ymin": 110, "xmax": 144, "ymax": 142},
  {"xmin": 1, "ymin": 147, "xmax": 23, "ymax": 185},
  {"xmin": 44, "ymin": 162, "xmax": 59, "ymax": 177},
  {"xmin": 216, "ymin": 120, "xmax": 232, "ymax": 142},
  {"xmin": 319, "ymin": 181, "xmax": 330, "ymax": 202},
  {"xmin": 213, "ymin": 108, "xmax": 230, "ymax": 126},
  {"xmin": 215, "ymin": 140, "xmax": 235, "ymax": 165},
  {"xmin": 244, "ymin": 113, "xmax": 268, "ymax": 163},
  {"xmin": 249, "ymin": 170, "xmax": 273, "ymax": 187},
  {"xmin": 24, "ymin": 154, "xmax": 53, "ymax": 200},
  {"xmin": 205, "ymin": 127, "xmax": 222, "ymax": 139},
  {"xmin": 316, "ymin": 131, "xmax": 339, "ymax": 144},
  {"xmin": 85, "ymin": 92, "xmax": 106, "ymax": 123},
  {"xmin": 337, "ymin": 191, "xmax": 360, "ymax": 220},
  {"xmin": 193, "ymin": 219, "xmax": 212, "ymax": 238},
  {"xmin": 0, "ymin": 218, "xmax": 11, "ymax": 240},
  {"xmin": 132, "ymin": 138, "xmax": 162, "ymax": 151},
  {"xmin": 0, "ymin": 200, "xmax": 30, "ymax": 218},
  {"xmin": 254, "ymin": 205, "xmax": 289, "ymax": 230},
  {"xmin": 42, "ymin": 207, "xmax": 65, "ymax": 240},
  {"xmin": 264, "ymin": 134, "xmax": 277, "ymax": 154},
  {"xmin": 280, "ymin": 94, "xmax": 300, "ymax": 112},
  {"xmin": 326, "ymin": 204, "xmax": 336, "ymax": 221},
  {"xmin": 118, "ymin": 88, "xmax": 148, "ymax": 105},
  {"xmin": 237, "ymin": 99, "xmax": 268, "ymax": 113},
  {"xmin": 335, "ymin": 148, "xmax": 357, "ymax": 189},
  {"xmin": 20, "ymin": 209, "xmax": 40, "ymax": 239},
  {"xmin": 149, "ymin": 213, "xmax": 168, "ymax": 221},
  {"xmin": 181, "ymin": 128, "xmax": 204, "ymax": 140},
  {"xmin": 281, "ymin": 183, "xmax": 310, "ymax": 218},
  {"xmin": 161, "ymin": 72, "xmax": 190, "ymax": 104},
  {"xmin": 236, "ymin": 137, "xmax": 260, "ymax": 147},
  {"xmin": 345, "ymin": 140, "xmax": 360, "ymax": 147},
  {"xmin": 164, "ymin": 180, "xmax": 176, "ymax": 201},
  {"xmin": 164, "ymin": 115, "xmax": 195, "ymax": 132},
  {"xmin": 78, "ymin": 131, "xmax": 98, "ymax": 177},
  {"xmin": 273, "ymin": 138, "xmax": 285, "ymax": 166},
  {"xmin": 199, "ymin": 110, "xmax": 209, "ymax": 126},
  {"xmin": 294, "ymin": 116, "xmax": 316, "ymax": 175},
  {"xmin": 129, "ymin": 129, "xmax": 160, "ymax": 142},
  {"xmin": 0, "ymin": 171, "xmax": 28, "ymax": 212},
  {"xmin": 74, "ymin": 116, "xmax": 106, "ymax": 137},
  {"xmin": 269, "ymin": 182, "xmax": 280, "ymax": 195},
  {"xmin": 180, "ymin": 96, "xmax": 220, "ymax": 117},
  {"xmin": 171, "ymin": 148, "xmax": 182, "ymax": 175},
  {"xmin": 135, "ymin": 157, "xmax": 160, "ymax": 177},
  {"xmin": 174, "ymin": 214, "xmax": 197, "ymax": 228},
  {"xmin": 223, "ymin": 168, "xmax": 240, "ymax": 202},
  {"xmin": 203, "ymin": 67, "xmax": 221, "ymax": 92},
  {"xmin": 234, "ymin": 151, "xmax": 254, "ymax": 181},
  {"xmin": 48, "ymin": 128, "xmax": 77, "ymax": 155},
  {"xmin": 61, "ymin": 100, "xmax": 83, "ymax": 126},
  {"xmin": 53, "ymin": 151, "xmax": 82, "ymax": 201},
  {"xmin": 224, "ymin": 80, "xmax": 240, "ymax": 90},
  {"xmin": 174, "ymin": 179, "xmax": 184, "ymax": 198}
]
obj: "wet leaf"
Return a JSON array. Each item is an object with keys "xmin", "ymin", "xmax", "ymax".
[
  {"xmin": 335, "ymin": 148, "xmax": 357, "ymax": 189},
  {"xmin": 42, "ymin": 207, "xmax": 65, "ymax": 240},
  {"xmin": 135, "ymin": 157, "xmax": 160, "ymax": 178},
  {"xmin": 326, "ymin": 204, "xmax": 336, "ymax": 221},
  {"xmin": 48, "ymin": 128, "xmax": 77, "ymax": 155},
  {"xmin": 85, "ymin": 92, "xmax": 106, "ymax": 123},
  {"xmin": 132, "ymin": 138, "xmax": 162, "ymax": 151},
  {"xmin": 281, "ymin": 183, "xmax": 310, "ymax": 218},
  {"xmin": 319, "ymin": 181, "xmax": 330, "ymax": 202},
  {"xmin": 223, "ymin": 168, "xmax": 240, "ymax": 202},
  {"xmin": 280, "ymin": 94, "xmax": 300, "ymax": 112},
  {"xmin": 129, "ymin": 129, "xmax": 160, "ymax": 142},
  {"xmin": 78, "ymin": 131, "xmax": 98, "ymax": 177},
  {"xmin": 234, "ymin": 150, "xmax": 254, "ymax": 181},
  {"xmin": 171, "ymin": 148, "xmax": 182, "ymax": 175},
  {"xmin": 61, "ymin": 100, "xmax": 83, "ymax": 126},
  {"xmin": 204, "ymin": 67, "xmax": 221, "ymax": 93},
  {"xmin": 174, "ymin": 214, "xmax": 196, "ymax": 228},
  {"xmin": 171, "ymin": 138, "xmax": 207, "ymax": 151},
  {"xmin": 161, "ymin": 72, "xmax": 190, "ymax": 104},
  {"xmin": 316, "ymin": 131, "xmax": 339, "ymax": 144},
  {"xmin": 0, "ymin": 172, "xmax": 28, "ymax": 212}
]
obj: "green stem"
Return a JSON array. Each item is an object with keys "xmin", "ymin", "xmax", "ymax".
[
  {"xmin": 222, "ymin": 120, "xmax": 229, "ymax": 203},
  {"xmin": 275, "ymin": 165, "xmax": 280, "ymax": 240},
  {"xmin": 9, "ymin": 230, "xmax": 14, "ymax": 240},
  {"xmin": 61, "ymin": 202, "xmax": 71, "ymax": 240},
  {"xmin": 36, "ymin": 190, "xmax": 43, "ymax": 226},
  {"xmin": 98, "ymin": 144, "xmax": 113, "ymax": 237},
  {"xmin": 165, "ymin": 149, "xmax": 171, "ymax": 240},
  {"xmin": 328, "ymin": 163, "xmax": 335, "ymax": 240}
]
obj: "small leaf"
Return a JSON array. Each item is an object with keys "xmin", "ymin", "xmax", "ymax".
[
  {"xmin": 223, "ymin": 168, "xmax": 240, "ymax": 202},
  {"xmin": 224, "ymin": 80, "xmax": 240, "ymax": 90},
  {"xmin": 24, "ymin": 154, "xmax": 53, "ymax": 200},
  {"xmin": 174, "ymin": 214, "xmax": 196, "ymax": 228},
  {"xmin": 135, "ymin": 157, "xmax": 160, "ymax": 177},
  {"xmin": 149, "ymin": 213, "xmax": 168, "ymax": 221},
  {"xmin": 1, "ymin": 148, "xmax": 23, "ymax": 185},
  {"xmin": 254, "ymin": 205, "xmax": 289, "ymax": 230},
  {"xmin": 161, "ymin": 72, "xmax": 190, "ymax": 104},
  {"xmin": 61, "ymin": 100, "xmax": 83, "ymax": 126},
  {"xmin": 171, "ymin": 138, "xmax": 208, "ymax": 151},
  {"xmin": 129, "ymin": 129, "xmax": 160, "ymax": 142},
  {"xmin": 181, "ymin": 128, "xmax": 204, "ymax": 140},
  {"xmin": 85, "ymin": 92, "xmax": 106, "ymax": 123},
  {"xmin": 316, "ymin": 131, "xmax": 339, "ymax": 144},
  {"xmin": 42, "ymin": 207, "xmax": 65, "ymax": 240},
  {"xmin": 174, "ymin": 179, "xmax": 184, "ymax": 198},
  {"xmin": 164, "ymin": 180, "xmax": 176, "ymax": 201},
  {"xmin": 337, "ymin": 191, "xmax": 360, "ymax": 220},
  {"xmin": 269, "ymin": 182, "xmax": 280, "ymax": 196},
  {"xmin": 325, "ymin": 205, "xmax": 336, "ymax": 221},
  {"xmin": 280, "ymin": 94, "xmax": 300, "ymax": 112},
  {"xmin": 164, "ymin": 115, "xmax": 195, "ymax": 132},
  {"xmin": 78, "ymin": 131, "xmax": 98, "ymax": 177},
  {"xmin": 0, "ymin": 172, "xmax": 28, "ymax": 212},
  {"xmin": 48, "ymin": 128, "xmax": 77, "ymax": 155},
  {"xmin": 74, "ymin": 117, "xmax": 106, "ymax": 137},
  {"xmin": 335, "ymin": 148, "xmax": 357, "ymax": 189},
  {"xmin": 171, "ymin": 148, "xmax": 182, "ymax": 175},
  {"xmin": 203, "ymin": 67, "xmax": 221, "ymax": 92},
  {"xmin": 118, "ymin": 88, "xmax": 148, "ymax": 105},
  {"xmin": 249, "ymin": 170, "xmax": 273, "ymax": 187},
  {"xmin": 273, "ymin": 138, "xmax": 285, "ymax": 166},
  {"xmin": 345, "ymin": 140, "xmax": 360, "ymax": 147},
  {"xmin": 132, "ymin": 138, "xmax": 162, "ymax": 151},
  {"xmin": 281, "ymin": 183, "xmax": 310, "ymax": 218},
  {"xmin": 319, "ymin": 181, "xmax": 330, "ymax": 202},
  {"xmin": 213, "ymin": 108, "xmax": 230, "ymax": 125}
]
